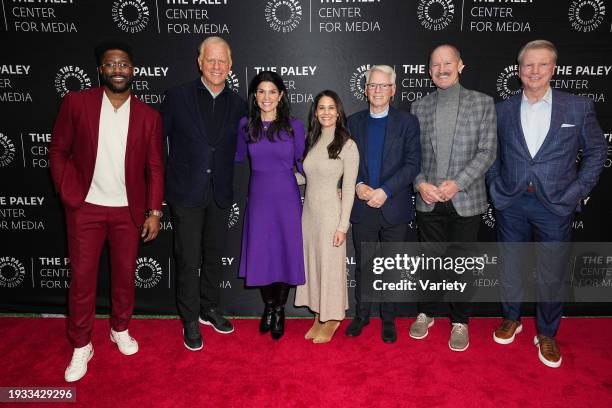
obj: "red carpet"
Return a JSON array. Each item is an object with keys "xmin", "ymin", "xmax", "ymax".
[{"xmin": 1, "ymin": 317, "xmax": 611, "ymax": 407}]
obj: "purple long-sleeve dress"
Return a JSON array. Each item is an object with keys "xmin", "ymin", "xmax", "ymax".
[{"xmin": 236, "ymin": 117, "xmax": 306, "ymax": 286}]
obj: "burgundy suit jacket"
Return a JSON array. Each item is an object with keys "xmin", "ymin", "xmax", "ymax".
[{"xmin": 49, "ymin": 87, "xmax": 164, "ymax": 227}]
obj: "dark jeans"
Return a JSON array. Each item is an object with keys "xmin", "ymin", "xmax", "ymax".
[
  {"xmin": 416, "ymin": 201, "xmax": 481, "ymax": 324},
  {"xmin": 352, "ymin": 206, "xmax": 410, "ymax": 322},
  {"xmin": 171, "ymin": 198, "xmax": 229, "ymax": 322},
  {"xmin": 496, "ymin": 192, "xmax": 573, "ymax": 337}
]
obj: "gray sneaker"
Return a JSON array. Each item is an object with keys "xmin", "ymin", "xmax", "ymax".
[
  {"xmin": 409, "ymin": 313, "xmax": 434, "ymax": 339},
  {"xmin": 449, "ymin": 323, "xmax": 469, "ymax": 352}
]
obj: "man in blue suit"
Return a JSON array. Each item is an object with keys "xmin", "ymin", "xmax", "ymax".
[
  {"xmin": 487, "ymin": 40, "xmax": 606, "ymax": 368},
  {"xmin": 345, "ymin": 65, "xmax": 421, "ymax": 343},
  {"xmin": 162, "ymin": 36, "xmax": 246, "ymax": 351}
]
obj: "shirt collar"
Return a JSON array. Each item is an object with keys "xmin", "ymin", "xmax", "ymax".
[
  {"xmin": 521, "ymin": 87, "xmax": 552, "ymax": 106},
  {"xmin": 200, "ymin": 77, "xmax": 225, "ymax": 98},
  {"xmin": 369, "ymin": 107, "xmax": 389, "ymax": 118}
]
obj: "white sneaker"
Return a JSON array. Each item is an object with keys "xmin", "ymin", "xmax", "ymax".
[
  {"xmin": 110, "ymin": 329, "xmax": 139, "ymax": 355},
  {"xmin": 64, "ymin": 343, "xmax": 93, "ymax": 382}
]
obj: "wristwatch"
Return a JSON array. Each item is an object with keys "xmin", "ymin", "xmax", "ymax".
[{"xmin": 145, "ymin": 209, "xmax": 163, "ymax": 218}]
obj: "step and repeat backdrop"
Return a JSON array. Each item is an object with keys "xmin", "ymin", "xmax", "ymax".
[{"xmin": 1, "ymin": 0, "xmax": 611, "ymax": 317}]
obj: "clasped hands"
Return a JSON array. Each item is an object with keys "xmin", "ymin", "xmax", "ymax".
[
  {"xmin": 417, "ymin": 180, "xmax": 459, "ymax": 205},
  {"xmin": 356, "ymin": 183, "xmax": 387, "ymax": 208}
]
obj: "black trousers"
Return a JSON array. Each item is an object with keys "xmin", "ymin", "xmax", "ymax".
[
  {"xmin": 352, "ymin": 206, "xmax": 410, "ymax": 322},
  {"xmin": 170, "ymin": 197, "xmax": 229, "ymax": 322},
  {"xmin": 416, "ymin": 201, "xmax": 480, "ymax": 324}
]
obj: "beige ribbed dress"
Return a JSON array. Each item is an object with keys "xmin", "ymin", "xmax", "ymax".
[{"xmin": 294, "ymin": 127, "xmax": 359, "ymax": 321}]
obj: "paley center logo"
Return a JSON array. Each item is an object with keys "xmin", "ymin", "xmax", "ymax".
[
  {"xmin": 134, "ymin": 257, "xmax": 162, "ymax": 289},
  {"xmin": 112, "ymin": 0, "xmax": 151, "ymax": 33},
  {"xmin": 496, "ymin": 65, "xmax": 521, "ymax": 100},
  {"xmin": 349, "ymin": 64, "xmax": 372, "ymax": 102},
  {"xmin": 226, "ymin": 70, "xmax": 240, "ymax": 93},
  {"xmin": 568, "ymin": 0, "xmax": 606, "ymax": 32},
  {"xmin": 482, "ymin": 203, "xmax": 496, "ymax": 229},
  {"xmin": 265, "ymin": 0, "xmax": 303, "ymax": 33},
  {"xmin": 54, "ymin": 66, "xmax": 92, "ymax": 98},
  {"xmin": 0, "ymin": 133, "xmax": 17, "ymax": 168},
  {"xmin": 227, "ymin": 202, "xmax": 240, "ymax": 229},
  {"xmin": 417, "ymin": 0, "xmax": 455, "ymax": 31},
  {"xmin": 0, "ymin": 257, "xmax": 26, "ymax": 288}
]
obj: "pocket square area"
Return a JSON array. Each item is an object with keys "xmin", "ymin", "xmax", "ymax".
[{"xmin": 561, "ymin": 123, "xmax": 575, "ymax": 127}]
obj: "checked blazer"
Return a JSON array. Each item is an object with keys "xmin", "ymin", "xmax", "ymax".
[{"xmin": 411, "ymin": 85, "xmax": 497, "ymax": 217}]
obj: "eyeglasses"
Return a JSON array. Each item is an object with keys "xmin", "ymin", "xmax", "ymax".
[
  {"xmin": 366, "ymin": 83, "xmax": 394, "ymax": 90},
  {"xmin": 100, "ymin": 62, "xmax": 133, "ymax": 70}
]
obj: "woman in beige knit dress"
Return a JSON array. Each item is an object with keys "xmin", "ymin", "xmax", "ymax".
[{"xmin": 295, "ymin": 90, "xmax": 359, "ymax": 343}]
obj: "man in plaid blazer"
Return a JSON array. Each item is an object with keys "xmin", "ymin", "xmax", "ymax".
[
  {"xmin": 487, "ymin": 40, "xmax": 606, "ymax": 368},
  {"xmin": 409, "ymin": 44, "xmax": 497, "ymax": 352}
]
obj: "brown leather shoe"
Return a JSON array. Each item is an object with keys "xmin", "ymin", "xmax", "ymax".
[
  {"xmin": 534, "ymin": 335, "xmax": 562, "ymax": 368},
  {"xmin": 493, "ymin": 319, "xmax": 523, "ymax": 344}
]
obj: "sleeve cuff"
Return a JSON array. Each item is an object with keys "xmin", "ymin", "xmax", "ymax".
[{"xmin": 381, "ymin": 185, "xmax": 392, "ymax": 198}]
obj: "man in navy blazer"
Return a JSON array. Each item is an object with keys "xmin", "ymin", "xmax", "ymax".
[
  {"xmin": 345, "ymin": 65, "xmax": 421, "ymax": 343},
  {"xmin": 162, "ymin": 36, "xmax": 246, "ymax": 351},
  {"xmin": 486, "ymin": 40, "xmax": 606, "ymax": 368}
]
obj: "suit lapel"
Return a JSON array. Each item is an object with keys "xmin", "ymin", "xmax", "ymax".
[
  {"xmin": 534, "ymin": 89, "xmax": 563, "ymax": 160},
  {"xmin": 448, "ymin": 86, "xmax": 471, "ymax": 160},
  {"xmin": 382, "ymin": 107, "xmax": 398, "ymax": 161},
  {"xmin": 186, "ymin": 79, "xmax": 207, "ymax": 140},
  {"xmin": 424, "ymin": 93, "xmax": 438, "ymax": 157},
  {"xmin": 124, "ymin": 95, "xmax": 141, "ymax": 171},
  {"xmin": 512, "ymin": 93, "xmax": 533, "ymax": 158},
  {"xmin": 88, "ymin": 87, "xmax": 104, "ymax": 160},
  {"xmin": 356, "ymin": 111, "xmax": 369, "ymax": 173}
]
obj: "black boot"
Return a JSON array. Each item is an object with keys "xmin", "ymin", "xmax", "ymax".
[
  {"xmin": 270, "ymin": 306, "xmax": 285, "ymax": 340},
  {"xmin": 271, "ymin": 283, "xmax": 290, "ymax": 340},
  {"xmin": 259, "ymin": 285, "xmax": 275, "ymax": 334}
]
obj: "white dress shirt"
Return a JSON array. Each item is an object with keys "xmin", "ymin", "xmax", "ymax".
[{"xmin": 520, "ymin": 87, "xmax": 552, "ymax": 158}]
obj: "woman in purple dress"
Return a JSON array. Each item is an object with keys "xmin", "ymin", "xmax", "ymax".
[{"xmin": 236, "ymin": 71, "xmax": 305, "ymax": 340}]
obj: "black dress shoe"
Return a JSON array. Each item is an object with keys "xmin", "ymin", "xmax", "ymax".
[
  {"xmin": 270, "ymin": 307, "xmax": 285, "ymax": 340},
  {"xmin": 183, "ymin": 321, "xmax": 203, "ymax": 351},
  {"xmin": 199, "ymin": 308, "xmax": 234, "ymax": 334},
  {"xmin": 259, "ymin": 301, "xmax": 275, "ymax": 334},
  {"xmin": 382, "ymin": 320, "xmax": 397, "ymax": 343},
  {"xmin": 345, "ymin": 317, "xmax": 369, "ymax": 337}
]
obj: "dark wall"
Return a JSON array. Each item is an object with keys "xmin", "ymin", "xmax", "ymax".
[{"xmin": 1, "ymin": 0, "xmax": 611, "ymax": 316}]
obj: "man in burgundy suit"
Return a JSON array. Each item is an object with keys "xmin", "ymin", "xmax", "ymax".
[{"xmin": 49, "ymin": 41, "xmax": 164, "ymax": 382}]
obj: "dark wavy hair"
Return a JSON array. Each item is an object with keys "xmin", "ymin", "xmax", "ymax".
[
  {"xmin": 305, "ymin": 90, "xmax": 350, "ymax": 159},
  {"xmin": 244, "ymin": 71, "xmax": 294, "ymax": 143}
]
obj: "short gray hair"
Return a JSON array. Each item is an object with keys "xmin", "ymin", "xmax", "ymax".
[
  {"xmin": 517, "ymin": 40, "xmax": 557, "ymax": 65},
  {"xmin": 198, "ymin": 36, "xmax": 232, "ymax": 64},
  {"xmin": 365, "ymin": 65, "xmax": 396, "ymax": 85}
]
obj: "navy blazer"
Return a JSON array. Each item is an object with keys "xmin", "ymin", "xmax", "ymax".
[
  {"xmin": 486, "ymin": 89, "xmax": 606, "ymax": 216},
  {"xmin": 162, "ymin": 79, "xmax": 246, "ymax": 208},
  {"xmin": 348, "ymin": 107, "xmax": 421, "ymax": 225}
]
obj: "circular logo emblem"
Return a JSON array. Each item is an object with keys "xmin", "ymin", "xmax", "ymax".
[
  {"xmin": 349, "ymin": 64, "xmax": 371, "ymax": 102},
  {"xmin": 482, "ymin": 203, "xmax": 496, "ymax": 229},
  {"xmin": 264, "ymin": 0, "xmax": 303, "ymax": 33},
  {"xmin": 417, "ymin": 0, "xmax": 455, "ymax": 31},
  {"xmin": 227, "ymin": 203, "xmax": 240, "ymax": 229},
  {"xmin": 54, "ymin": 66, "xmax": 92, "ymax": 98},
  {"xmin": 0, "ymin": 257, "xmax": 26, "ymax": 288},
  {"xmin": 112, "ymin": 0, "xmax": 150, "ymax": 33},
  {"xmin": 134, "ymin": 257, "xmax": 162, "ymax": 289},
  {"xmin": 496, "ymin": 65, "xmax": 521, "ymax": 100},
  {"xmin": 226, "ymin": 71, "xmax": 240, "ymax": 94},
  {"xmin": 0, "ymin": 133, "xmax": 16, "ymax": 168},
  {"xmin": 568, "ymin": 0, "xmax": 606, "ymax": 32}
]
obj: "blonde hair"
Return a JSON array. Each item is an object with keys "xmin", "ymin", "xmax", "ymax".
[
  {"xmin": 198, "ymin": 36, "xmax": 232, "ymax": 64},
  {"xmin": 517, "ymin": 40, "xmax": 557, "ymax": 65}
]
